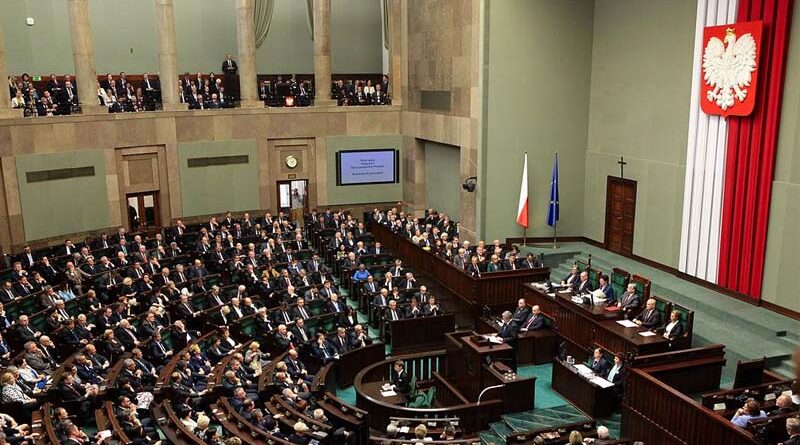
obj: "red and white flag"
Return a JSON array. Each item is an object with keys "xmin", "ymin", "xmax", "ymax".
[{"xmin": 516, "ymin": 153, "xmax": 529, "ymax": 228}]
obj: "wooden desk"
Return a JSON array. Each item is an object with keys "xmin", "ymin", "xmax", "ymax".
[
  {"xmin": 361, "ymin": 380, "xmax": 408, "ymax": 405},
  {"xmin": 524, "ymin": 284, "xmax": 672, "ymax": 358},
  {"xmin": 370, "ymin": 221, "xmax": 550, "ymax": 309},
  {"xmin": 389, "ymin": 313, "xmax": 456, "ymax": 354},
  {"xmin": 551, "ymin": 359, "xmax": 616, "ymax": 418},
  {"xmin": 477, "ymin": 317, "xmax": 557, "ymax": 365}
]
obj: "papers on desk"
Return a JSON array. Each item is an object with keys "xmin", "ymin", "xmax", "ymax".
[
  {"xmin": 485, "ymin": 335, "xmax": 503, "ymax": 345},
  {"xmin": 713, "ymin": 403, "xmax": 727, "ymax": 412},
  {"xmin": 590, "ymin": 376, "xmax": 615, "ymax": 388},
  {"xmin": 547, "ymin": 292, "xmax": 556, "ymax": 297},
  {"xmin": 399, "ymin": 426, "xmax": 410, "ymax": 434},
  {"xmin": 573, "ymin": 364, "xmax": 594, "ymax": 376},
  {"xmin": 638, "ymin": 331, "xmax": 656, "ymax": 337},
  {"xmin": 616, "ymin": 319, "xmax": 638, "ymax": 328},
  {"xmin": 380, "ymin": 390, "xmax": 398, "ymax": 397},
  {"xmin": 571, "ymin": 296, "xmax": 584, "ymax": 304},
  {"xmin": 98, "ymin": 430, "xmax": 113, "ymax": 440}
]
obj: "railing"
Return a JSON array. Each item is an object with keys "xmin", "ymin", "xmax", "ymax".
[{"xmin": 623, "ymin": 367, "xmax": 759, "ymax": 445}]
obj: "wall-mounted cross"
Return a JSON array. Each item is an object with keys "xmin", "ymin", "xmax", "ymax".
[{"xmin": 618, "ymin": 156, "xmax": 627, "ymax": 179}]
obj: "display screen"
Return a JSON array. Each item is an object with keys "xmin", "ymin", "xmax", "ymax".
[{"xmin": 336, "ymin": 149, "xmax": 399, "ymax": 186}]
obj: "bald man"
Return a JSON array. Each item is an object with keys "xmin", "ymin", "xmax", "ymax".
[{"xmin": 634, "ymin": 298, "xmax": 662, "ymax": 329}]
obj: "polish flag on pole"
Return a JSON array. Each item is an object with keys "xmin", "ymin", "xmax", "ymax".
[{"xmin": 517, "ymin": 153, "xmax": 529, "ymax": 228}]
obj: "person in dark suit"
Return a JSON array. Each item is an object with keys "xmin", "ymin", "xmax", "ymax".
[
  {"xmin": 785, "ymin": 417, "xmax": 800, "ymax": 445},
  {"xmin": 561, "ymin": 265, "xmax": 580, "ymax": 289},
  {"xmin": 575, "ymin": 271, "xmax": 594, "ymax": 294},
  {"xmin": 634, "ymin": 298, "xmax": 662, "ymax": 329},
  {"xmin": 348, "ymin": 324, "xmax": 372, "ymax": 349},
  {"xmin": 520, "ymin": 305, "xmax": 545, "ymax": 332},
  {"xmin": 616, "ymin": 283, "xmax": 641, "ymax": 315},
  {"xmin": 598, "ymin": 274, "xmax": 616, "ymax": 304},
  {"xmin": 662, "ymin": 310, "xmax": 685, "ymax": 340},
  {"xmin": 391, "ymin": 360, "xmax": 411, "ymax": 396},
  {"xmin": 522, "ymin": 253, "xmax": 542, "ymax": 269},
  {"xmin": 496, "ymin": 310, "xmax": 519, "ymax": 341},
  {"xmin": 288, "ymin": 421, "xmax": 311, "ymax": 444},
  {"xmin": 589, "ymin": 348, "xmax": 610, "ymax": 376},
  {"xmin": 311, "ymin": 333, "xmax": 338, "ymax": 363},
  {"xmin": 512, "ymin": 298, "xmax": 531, "ymax": 324},
  {"xmin": 222, "ymin": 54, "xmax": 238, "ymax": 75}
]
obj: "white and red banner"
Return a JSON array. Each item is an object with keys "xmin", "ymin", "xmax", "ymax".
[
  {"xmin": 517, "ymin": 153, "xmax": 529, "ymax": 229},
  {"xmin": 679, "ymin": 0, "xmax": 794, "ymax": 299}
]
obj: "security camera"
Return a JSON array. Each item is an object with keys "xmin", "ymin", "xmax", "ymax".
[{"xmin": 462, "ymin": 176, "xmax": 477, "ymax": 193}]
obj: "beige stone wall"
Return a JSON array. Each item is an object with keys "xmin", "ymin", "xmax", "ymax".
[
  {"xmin": 405, "ymin": 0, "xmax": 475, "ymax": 118},
  {"xmin": 0, "ymin": 106, "xmax": 400, "ymax": 250},
  {"xmin": 401, "ymin": 0, "xmax": 481, "ymax": 240}
]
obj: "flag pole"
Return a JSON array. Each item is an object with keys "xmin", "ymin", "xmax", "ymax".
[{"xmin": 553, "ymin": 151, "xmax": 558, "ymax": 249}]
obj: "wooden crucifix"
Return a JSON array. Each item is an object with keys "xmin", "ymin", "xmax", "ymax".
[{"xmin": 618, "ymin": 156, "xmax": 627, "ymax": 179}]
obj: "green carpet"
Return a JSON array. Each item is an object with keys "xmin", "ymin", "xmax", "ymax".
[
  {"xmin": 517, "ymin": 363, "xmax": 567, "ymax": 409},
  {"xmin": 524, "ymin": 242, "xmax": 800, "ymax": 383}
]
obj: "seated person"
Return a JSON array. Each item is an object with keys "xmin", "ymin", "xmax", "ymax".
[
  {"xmin": 662, "ymin": 310, "xmax": 685, "ymax": 340},
  {"xmin": 520, "ymin": 305, "xmax": 544, "ymax": 332},
  {"xmin": 634, "ymin": 298, "xmax": 662, "ymax": 329},
  {"xmin": 422, "ymin": 295, "xmax": 444, "ymax": 317},
  {"xmin": 561, "ymin": 265, "xmax": 580, "ymax": 289},
  {"xmin": 616, "ymin": 283, "xmax": 641, "ymax": 314},
  {"xmin": 575, "ymin": 271, "xmax": 594, "ymax": 294},
  {"xmin": 349, "ymin": 324, "xmax": 372, "ymax": 349},
  {"xmin": 598, "ymin": 274, "xmax": 616, "ymax": 303},
  {"xmin": 605, "ymin": 355, "xmax": 625, "ymax": 385},
  {"xmin": 511, "ymin": 298, "xmax": 531, "ymax": 324},
  {"xmin": 784, "ymin": 417, "xmax": 800, "ymax": 445},
  {"xmin": 311, "ymin": 333, "xmax": 338, "ymax": 363},
  {"xmin": 769, "ymin": 394, "xmax": 796, "ymax": 415},
  {"xmin": 589, "ymin": 348, "xmax": 610, "ymax": 376},
  {"xmin": 731, "ymin": 399, "xmax": 767, "ymax": 428}
]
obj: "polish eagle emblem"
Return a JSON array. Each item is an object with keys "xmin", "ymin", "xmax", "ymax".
[{"xmin": 701, "ymin": 22, "xmax": 762, "ymax": 117}]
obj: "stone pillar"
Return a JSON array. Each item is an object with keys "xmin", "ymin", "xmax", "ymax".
[
  {"xmin": 67, "ymin": 0, "xmax": 104, "ymax": 115},
  {"xmin": 235, "ymin": 0, "xmax": 260, "ymax": 108},
  {"xmin": 0, "ymin": 22, "xmax": 22, "ymax": 118},
  {"xmin": 313, "ymin": 0, "xmax": 335, "ymax": 107},
  {"xmin": 154, "ymin": 0, "xmax": 184, "ymax": 111},
  {"xmin": 387, "ymin": 0, "xmax": 404, "ymax": 106}
]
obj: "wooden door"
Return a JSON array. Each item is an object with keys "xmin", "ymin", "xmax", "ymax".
[
  {"xmin": 604, "ymin": 177, "xmax": 636, "ymax": 255},
  {"xmin": 126, "ymin": 192, "xmax": 161, "ymax": 232}
]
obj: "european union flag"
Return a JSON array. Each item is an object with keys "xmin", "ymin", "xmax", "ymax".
[{"xmin": 546, "ymin": 154, "xmax": 559, "ymax": 227}]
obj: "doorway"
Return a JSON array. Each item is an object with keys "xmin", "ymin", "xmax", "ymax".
[
  {"xmin": 127, "ymin": 192, "xmax": 161, "ymax": 232},
  {"xmin": 277, "ymin": 179, "xmax": 308, "ymax": 224},
  {"xmin": 604, "ymin": 177, "xmax": 636, "ymax": 256}
]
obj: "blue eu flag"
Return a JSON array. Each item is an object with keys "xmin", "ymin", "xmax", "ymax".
[{"xmin": 546, "ymin": 154, "xmax": 559, "ymax": 227}]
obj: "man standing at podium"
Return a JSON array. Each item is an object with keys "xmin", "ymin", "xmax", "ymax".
[
  {"xmin": 392, "ymin": 360, "xmax": 411, "ymax": 396},
  {"xmin": 494, "ymin": 311, "xmax": 520, "ymax": 370}
]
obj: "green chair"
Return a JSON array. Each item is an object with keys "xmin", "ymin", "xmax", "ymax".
[
  {"xmin": 424, "ymin": 386, "xmax": 437, "ymax": 408},
  {"xmin": 610, "ymin": 271, "xmax": 628, "ymax": 300}
]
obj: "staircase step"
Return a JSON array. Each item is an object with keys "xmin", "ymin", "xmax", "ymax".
[
  {"xmin": 489, "ymin": 421, "xmax": 513, "ymax": 438},
  {"xmin": 479, "ymin": 431, "xmax": 506, "ymax": 445}
]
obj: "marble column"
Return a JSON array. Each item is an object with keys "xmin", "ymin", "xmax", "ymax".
[
  {"xmin": 0, "ymin": 22, "xmax": 21, "ymax": 118},
  {"xmin": 313, "ymin": 0, "xmax": 335, "ymax": 107},
  {"xmin": 235, "ymin": 0, "xmax": 260, "ymax": 108},
  {"xmin": 155, "ymin": 0, "xmax": 184, "ymax": 110},
  {"xmin": 67, "ymin": 0, "xmax": 103, "ymax": 115}
]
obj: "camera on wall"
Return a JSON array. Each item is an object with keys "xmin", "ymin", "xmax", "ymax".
[{"xmin": 462, "ymin": 176, "xmax": 477, "ymax": 193}]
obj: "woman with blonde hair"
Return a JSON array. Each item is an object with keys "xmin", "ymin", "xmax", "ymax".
[
  {"xmin": 568, "ymin": 430, "xmax": 583, "ymax": 444},
  {"xmin": 244, "ymin": 341, "xmax": 266, "ymax": 374},
  {"xmin": 414, "ymin": 424, "xmax": 428, "ymax": 440}
]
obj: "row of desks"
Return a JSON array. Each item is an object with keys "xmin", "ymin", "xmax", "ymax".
[{"xmin": 523, "ymin": 284, "xmax": 672, "ymax": 359}]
